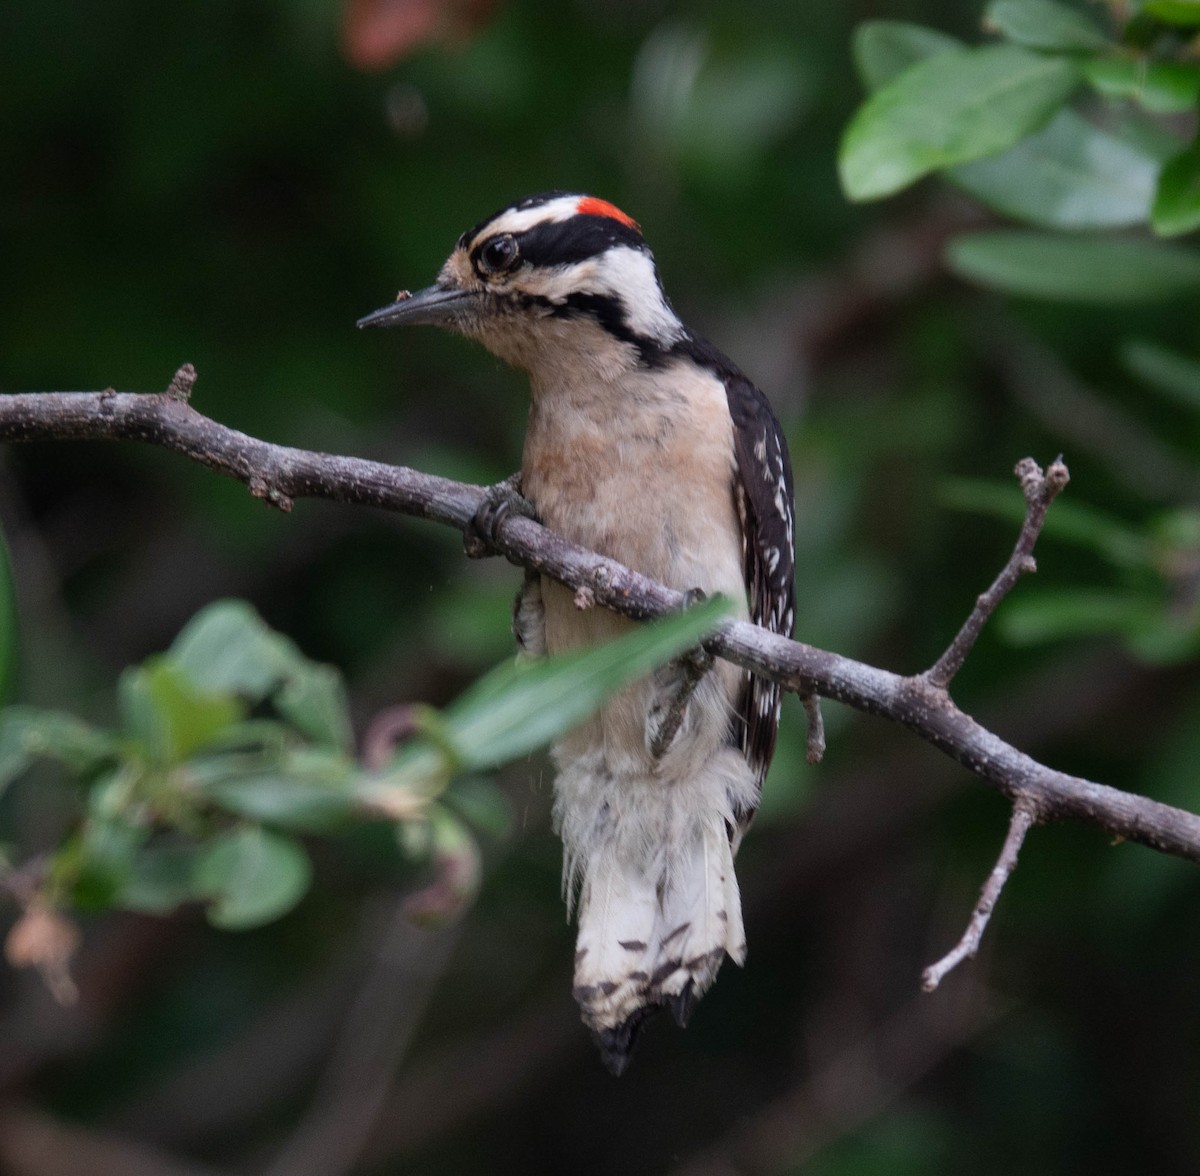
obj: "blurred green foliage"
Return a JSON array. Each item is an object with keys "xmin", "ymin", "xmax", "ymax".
[
  {"xmin": 1, "ymin": 596, "xmax": 729, "ymax": 929},
  {"xmin": 1, "ymin": 0, "xmax": 1200, "ymax": 1174}
]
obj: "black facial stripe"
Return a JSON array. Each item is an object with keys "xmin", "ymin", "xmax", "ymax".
[
  {"xmin": 556, "ymin": 292, "xmax": 655, "ymax": 352},
  {"xmin": 497, "ymin": 289, "xmax": 672, "ymax": 367},
  {"xmin": 515, "ymin": 217, "xmax": 645, "ymax": 268}
]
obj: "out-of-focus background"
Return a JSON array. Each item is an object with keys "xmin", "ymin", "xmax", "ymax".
[{"xmin": 3, "ymin": 1, "xmax": 1200, "ymax": 1173}]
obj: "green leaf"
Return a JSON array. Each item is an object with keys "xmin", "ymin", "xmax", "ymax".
[
  {"xmin": 1152, "ymin": 143, "xmax": 1200, "ymax": 237},
  {"xmin": 1142, "ymin": 0, "xmax": 1200, "ymax": 27},
  {"xmin": 840, "ymin": 44, "xmax": 1081, "ymax": 201},
  {"xmin": 204, "ymin": 760, "xmax": 359, "ymax": 833},
  {"xmin": 1120, "ymin": 337, "xmax": 1200, "ymax": 409},
  {"xmin": 1000, "ymin": 589, "xmax": 1159, "ymax": 642},
  {"xmin": 984, "ymin": 0, "xmax": 1109, "ymax": 52},
  {"xmin": 54, "ymin": 818, "xmax": 148, "ymax": 910},
  {"xmin": 275, "ymin": 665, "xmax": 354, "ymax": 751},
  {"xmin": 441, "ymin": 595, "xmax": 733, "ymax": 771},
  {"xmin": 852, "ymin": 21, "xmax": 961, "ymax": 91},
  {"xmin": 444, "ymin": 776, "xmax": 514, "ymax": 838},
  {"xmin": 1082, "ymin": 57, "xmax": 1200, "ymax": 113},
  {"xmin": 946, "ymin": 230, "xmax": 1200, "ymax": 301},
  {"xmin": 950, "ymin": 110, "xmax": 1158, "ymax": 229},
  {"xmin": 207, "ymin": 776, "xmax": 354, "ymax": 831},
  {"xmin": 849, "ymin": 22, "xmax": 1155, "ymax": 228},
  {"xmin": 170, "ymin": 600, "xmax": 352, "ymax": 750},
  {"xmin": 118, "ymin": 842, "xmax": 208, "ymax": 914},
  {"xmin": 170, "ymin": 600, "xmax": 284, "ymax": 700},
  {"xmin": 0, "ymin": 707, "xmax": 118, "ymax": 795},
  {"xmin": 383, "ymin": 596, "xmax": 733, "ymax": 790},
  {"xmin": 196, "ymin": 826, "xmax": 312, "ymax": 930},
  {"xmin": 119, "ymin": 659, "xmax": 242, "ymax": 765}
]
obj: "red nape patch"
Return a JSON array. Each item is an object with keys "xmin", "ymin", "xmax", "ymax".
[{"xmin": 576, "ymin": 196, "xmax": 640, "ymax": 232}]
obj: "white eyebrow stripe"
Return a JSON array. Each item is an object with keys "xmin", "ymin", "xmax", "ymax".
[{"xmin": 477, "ymin": 196, "xmax": 583, "ymax": 240}]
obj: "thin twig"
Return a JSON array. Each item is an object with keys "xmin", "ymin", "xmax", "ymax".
[
  {"xmin": 925, "ymin": 457, "xmax": 1069, "ymax": 690},
  {"xmin": 1, "ymin": 382, "xmax": 1199, "ymax": 868},
  {"xmin": 921, "ymin": 800, "xmax": 1038, "ymax": 992}
]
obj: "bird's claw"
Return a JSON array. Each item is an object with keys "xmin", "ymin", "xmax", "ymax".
[
  {"xmin": 649, "ymin": 587, "xmax": 715, "ymax": 760},
  {"xmin": 463, "ymin": 474, "xmax": 538, "ymax": 559}
]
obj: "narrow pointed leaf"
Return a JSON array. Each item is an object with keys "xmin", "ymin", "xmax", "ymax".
[
  {"xmin": 1000, "ymin": 590, "xmax": 1163, "ymax": 643},
  {"xmin": 443, "ymin": 595, "xmax": 732, "ymax": 769},
  {"xmin": 940, "ymin": 478, "xmax": 1153, "ymax": 568},
  {"xmin": 386, "ymin": 596, "xmax": 732, "ymax": 783}
]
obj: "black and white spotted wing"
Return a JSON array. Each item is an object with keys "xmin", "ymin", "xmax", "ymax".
[{"xmin": 725, "ymin": 373, "xmax": 796, "ymax": 802}]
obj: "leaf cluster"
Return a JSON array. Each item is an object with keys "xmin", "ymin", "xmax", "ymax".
[
  {"xmin": 0, "ymin": 595, "xmax": 729, "ymax": 933},
  {"xmin": 841, "ymin": 0, "xmax": 1200, "ymax": 660}
]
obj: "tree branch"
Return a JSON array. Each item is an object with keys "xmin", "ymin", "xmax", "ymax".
[{"xmin": 1, "ymin": 375, "xmax": 1199, "ymax": 883}]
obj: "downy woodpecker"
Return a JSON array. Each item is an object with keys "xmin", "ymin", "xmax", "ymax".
[{"xmin": 359, "ymin": 192, "xmax": 796, "ymax": 1074}]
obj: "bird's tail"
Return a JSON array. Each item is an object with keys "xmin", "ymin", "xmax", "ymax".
[{"xmin": 554, "ymin": 747, "xmax": 754, "ymax": 1075}]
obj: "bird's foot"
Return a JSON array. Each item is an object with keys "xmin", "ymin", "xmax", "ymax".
[
  {"xmin": 463, "ymin": 473, "xmax": 538, "ymax": 559},
  {"xmin": 649, "ymin": 589, "xmax": 715, "ymax": 760}
]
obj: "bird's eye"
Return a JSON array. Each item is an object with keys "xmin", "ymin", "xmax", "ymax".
[{"xmin": 478, "ymin": 234, "xmax": 520, "ymax": 275}]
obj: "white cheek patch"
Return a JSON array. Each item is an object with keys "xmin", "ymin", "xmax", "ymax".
[
  {"xmin": 513, "ymin": 249, "xmax": 684, "ymax": 345},
  {"xmin": 591, "ymin": 247, "xmax": 684, "ymax": 344},
  {"xmin": 518, "ymin": 259, "xmax": 602, "ymax": 303}
]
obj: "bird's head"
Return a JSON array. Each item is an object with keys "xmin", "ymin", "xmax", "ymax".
[{"xmin": 357, "ymin": 192, "xmax": 685, "ymax": 377}]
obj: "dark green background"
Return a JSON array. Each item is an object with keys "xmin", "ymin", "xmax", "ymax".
[{"xmin": 2, "ymin": 1, "xmax": 1199, "ymax": 1173}]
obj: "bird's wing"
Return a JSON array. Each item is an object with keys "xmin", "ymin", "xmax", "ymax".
[{"xmin": 725, "ymin": 374, "xmax": 796, "ymax": 821}]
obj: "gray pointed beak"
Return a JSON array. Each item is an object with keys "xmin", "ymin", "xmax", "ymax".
[{"xmin": 356, "ymin": 284, "xmax": 477, "ymax": 330}]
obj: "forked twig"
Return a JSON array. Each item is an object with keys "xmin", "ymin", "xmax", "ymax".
[{"xmin": 925, "ymin": 457, "xmax": 1069, "ymax": 690}]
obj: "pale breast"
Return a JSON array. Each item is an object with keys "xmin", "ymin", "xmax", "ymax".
[
  {"xmin": 522, "ymin": 357, "xmax": 750, "ymax": 769},
  {"xmin": 522, "ymin": 357, "xmax": 747, "ymax": 633}
]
